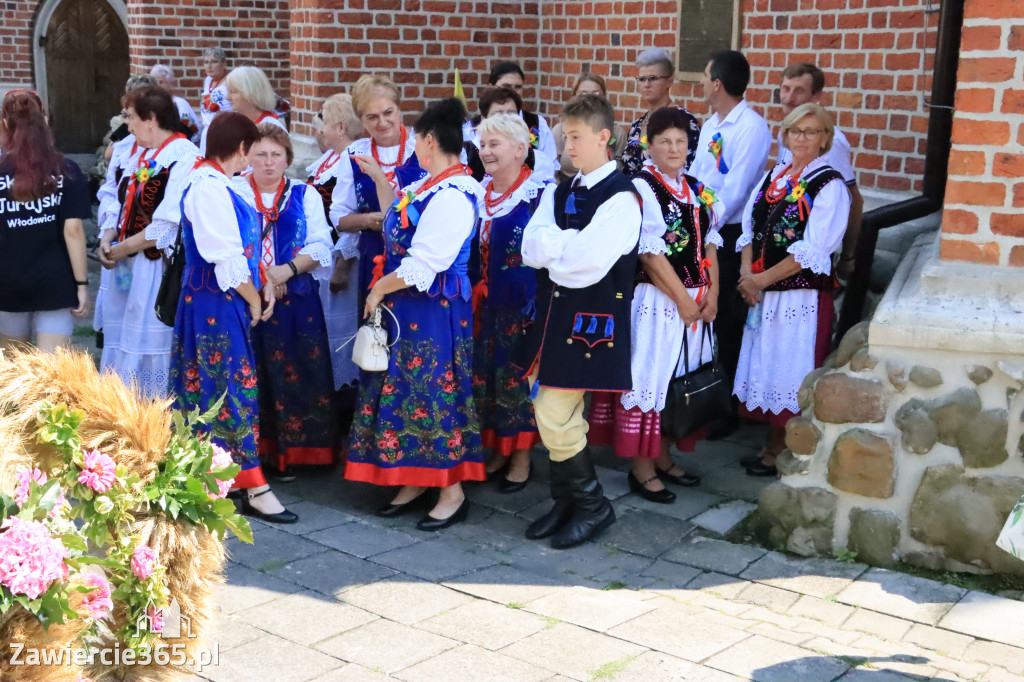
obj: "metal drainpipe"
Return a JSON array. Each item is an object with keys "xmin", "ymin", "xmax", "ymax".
[{"xmin": 835, "ymin": 0, "xmax": 965, "ymax": 340}]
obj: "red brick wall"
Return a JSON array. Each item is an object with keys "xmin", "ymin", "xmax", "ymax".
[
  {"xmin": 537, "ymin": 0, "xmax": 939, "ymax": 196},
  {"xmin": 125, "ymin": 0, "xmax": 291, "ymax": 110},
  {"xmin": 288, "ymin": 0, "xmax": 541, "ymax": 139},
  {"xmin": 940, "ymin": 0, "xmax": 1024, "ymax": 267},
  {"xmin": 0, "ymin": 1, "xmax": 36, "ymax": 88}
]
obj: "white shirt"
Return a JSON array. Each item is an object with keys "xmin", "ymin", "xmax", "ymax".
[
  {"xmin": 198, "ymin": 114, "xmax": 285, "ymax": 157},
  {"xmin": 97, "ymin": 134, "xmax": 141, "ymax": 236},
  {"xmin": 200, "ymin": 75, "xmax": 231, "ymax": 127},
  {"xmin": 182, "ymin": 168, "xmax": 252, "ymax": 292},
  {"xmin": 777, "ymin": 126, "xmax": 856, "ymax": 185},
  {"xmin": 633, "ymin": 160, "xmax": 723, "ymax": 256},
  {"xmin": 521, "ymin": 160, "xmax": 641, "ymax": 289},
  {"xmin": 174, "ymin": 96, "xmax": 202, "ymax": 142},
  {"xmin": 738, "ymin": 157, "xmax": 852, "ymax": 272},
  {"xmin": 328, "ymin": 133, "xmax": 418, "ymax": 227},
  {"xmin": 464, "ymin": 112, "xmax": 557, "ymax": 184},
  {"xmin": 689, "ymin": 99, "xmax": 772, "ymax": 226},
  {"xmin": 140, "ymin": 137, "xmax": 201, "ymax": 251}
]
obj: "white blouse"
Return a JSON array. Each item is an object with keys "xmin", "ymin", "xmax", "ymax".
[
  {"xmin": 393, "ymin": 175, "xmax": 484, "ymax": 293},
  {"xmin": 479, "ymin": 175, "xmax": 545, "ymax": 222},
  {"xmin": 633, "ymin": 160, "xmax": 723, "ymax": 256},
  {"xmin": 737, "ymin": 156, "xmax": 852, "ymax": 275},
  {"xmin": 142, "ymin": 137, "xmax": 201, "ymax": 251},
  {"xmin": 97, "ymin": 135, "xmax": 143, "ymax": 236},
  {"xmin": 182, "ymin": 167, "xmax": 252, "ymax": 292},
  {"xmin": 329, "ymin": 134, "xmax": 419, "ymax": 227},
  {"xmin": 521, "ymin": 160, "xmax": 641, "ymax": 289}
]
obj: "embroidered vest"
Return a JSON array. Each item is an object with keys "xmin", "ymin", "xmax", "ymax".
[
  {"xmin": 257, "ymin": 183, "xmax": 317, "ymax": 298},
  {"xmin": 116, "ymin": 163, "xmax": 175, "ymax": 261},
  {"xmin": 478, "ymin": 197, "xmax": 540, "ymax": 309},
  {"xmin": 635, "ymin": 170, "xmax": 712, "ymax": 288}
]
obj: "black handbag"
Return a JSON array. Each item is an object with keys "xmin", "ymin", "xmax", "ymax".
[
  {"xmin": 661, "ymin": 322, "xmax": 732, "ymax": 439},
  {"xmin": 154, "ymin": 225, "xmax": 184, "ymax": 327}
]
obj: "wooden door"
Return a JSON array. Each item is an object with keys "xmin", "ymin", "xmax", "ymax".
[{"xmin": 45, "ymin": 0, "xmax": 129, "ymax": 153}]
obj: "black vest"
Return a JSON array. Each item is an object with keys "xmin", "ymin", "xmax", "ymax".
[
  {"xmin": 635, "ymin": 170, "xmax": 713, "ymax": 288},
  {"xmin": 526, "ymin": 170, "xmax": 639, "ymax": 392},
  {"xmin": 750, "ymin": 165, "xmax": 843, "ymax": 292}
]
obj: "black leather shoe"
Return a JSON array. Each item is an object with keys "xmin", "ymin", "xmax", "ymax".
[
  {"xmin": 551, "ymin": 448, "xmax": 616, "ymax": 550},
  {"xmin": 739, "ymin": 454, "xmax": 762, "ymax": 467},
  {"xmin": 628, "ymin": 471, "xmax": 676, "ymax": 504},
  {"xmin": 499, "ymin": 461, "xmax": 532, "ymax": 494},
  {"xmin": 270, "ymin": 467, "xmax": 296, "ymax": 482},
  {"xmin": 416, "ymin": 497, "xmax": 469, "ymax": 531},
  {"xmin": 654, "ymin": 465, "xmax": 702, "ymax": 487},
  {"xmin": 376, "ymin": 489, "xmax": 431, "ymax": 517},
  {"xmin": 239, "ymin": 489, "xmax": 299, "ymax": 524},
  {"xmin": 746, "ymin": 462, "xmax": 778, "ymax": 477},
  {"xmin": 706, "ymin": 414, "xmax": 740, "ymax": 441},
  {"xmin": 525, "ymin": 460, "xmax": 573, "ymax": 540}
]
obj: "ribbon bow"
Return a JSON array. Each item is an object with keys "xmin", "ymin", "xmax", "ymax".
[
  {"xmin": 695, "ymin": 182, "xmax": 717, "ymax": 208},
  {"xmin": 135, "ymin": 158, "xmax": 157, "ymax": 183},
  {"xmin": 630, "ymin": 135, "xmax": 648, "ymax": 151},
  {"xmin": 368, "ymin": 254, "xmax": 386, "ymax": 290},
  {"xmin": 708, "ymin": 133, "xmax": 729, "ymax": 173},
  {"xmin": 529, "ymin": 127, "xmax": 540, "ymax": 149},
  {"xmin": 785, "ymin": 178, "xmax": 812, "ymax": 220},
  {"xmin": 392, "ymin": 190, "xmax": 419, "ymax": 228}
]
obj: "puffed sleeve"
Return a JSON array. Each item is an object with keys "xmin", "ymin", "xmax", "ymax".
[
  {"xmin": 329, "ymin": 157, "xmax": 358, "ymax": 226},
  {"xmin": 184, "ymin": 177, "xmax": 251, "ymax": 291},
  {"xmin": 737, "ymin": 170, "xmax": 770, "ymax": 251},
  {"xmin": 632, "ymin": 178, "xmax": 668, "ymax": 256},
  {"xmin": 334, "ymin": 232, "xmax": 360, "ymax": 259},
  {"xmin": 146, "ymin": 145, "xmax": 200, "ymax": 251},
  {"xmin": 299, "ymin": 183, "xmax": 333, "ymax": 281},
  {"xmin": 97, "ymin": 142, "xmax": 134, "ymax": 237},
  {"xmin": 394, "ymin": 187, "xmax": 477, "ymax": 292},
  {"xmin": 787, "ymin": 179, "xmax": 852, "ymax": 274}
]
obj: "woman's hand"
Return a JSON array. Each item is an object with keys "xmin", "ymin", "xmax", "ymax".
[
  {"xmin": 351, "ymin": 154, "xmax": 388, "ymax": 186},
  {"xmin": 106, "ymin": 242, "xmax": 129, "ymax": 264},
  {"xmin": 676, "ymin": 294, "xmax": 701, "ymax": 327},
  {"xmin": 699, "ymin": 286, "xmax": 718, "ymax": 323},
  {"xmin": 265, "ymin": 263, "xmax": 292, "ymax": 287},
  {"xmin": 71, "ymin": 285, "xmax": 89, "ymax": 317},
  {"xmin": 364, "ymin": 284, "xmax": 384, "ymax": 319},
  {"xmin": 737, "ymin": 271, "xmax": 764, "ymax": 307},
  {"xmin": 98, "ymin": 232, "xmax": 117, "ymax": 269},
  {"xmin": 329, "ymin": 258, "xmax": 353, "ymax": 293},
  {"xmin": 247, "ymin": 299, "xmax": 262, "ymax": 327},
  {"xmin": 363, "ymin": 211, "xmax": 386, "ymax": 232},
  {"xmin": 260, "ymin": 283, "xmax": 276, "ymax": 322}
]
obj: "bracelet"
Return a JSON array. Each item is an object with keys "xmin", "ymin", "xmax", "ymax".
[
  {"xmin": 75, "ymin": 280, "xmax": 88, "ymax": 286},
  {"xmin": 287, "ymin": 261, "xmax": 298, "ymax": 276}
]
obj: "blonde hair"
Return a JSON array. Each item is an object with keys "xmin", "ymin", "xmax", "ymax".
[
  {"xmin": 351, "ymin": 74, "xmax": 400, "ymax": 117},
  {"xmin": 225, "ymin": 66, "xmax": 277, "ymax": 112},
  {"xmin": 476, "ymin": 113, "xmax": 531, "ymax": 162},
  {"xmin": 321, "ymin": 93, "xmax": 363, "ymax": 139},
  {"xmin": 780, "ymin": 102, "xmax": 835, "ymax": 155}
]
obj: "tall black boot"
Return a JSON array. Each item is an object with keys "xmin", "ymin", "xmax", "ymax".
[
  {"xmin": 525, "ymin": 457, "xmax": 573, "ymax": 540},
  {"xmin": 551, "ymin": 447, "xmax": 615, "ymax": 549}
]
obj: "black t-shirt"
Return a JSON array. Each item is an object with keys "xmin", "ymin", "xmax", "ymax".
[{"xmin": 0, "ymin": 158, "xmax": 91, "ymax": 312}]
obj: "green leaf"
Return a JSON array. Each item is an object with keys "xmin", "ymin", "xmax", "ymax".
[
  {"xmin": 60, "ymin": 533, "xmax": 88, "ymax": 553},
  {"xmin": 225, "ymin": 514, "xmax": 254, "ymax": 544},
  {"xmin": 212, "ymin": 498, "xmax": 236, "ymax": 515},
  {"xmin": 34, "ymin": 479, "xmax": 64, "ymax": 513}
]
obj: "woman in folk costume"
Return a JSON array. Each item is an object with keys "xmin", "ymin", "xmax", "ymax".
[
  {"xmin": 96, "ymin": 85, "xmax": 199, "ymax": 399},
  {"xmin": 735, "ymin": 103, "xmax": 851, "ymax": 477},
  {"xmin": 199, "ymin": 65, "xmax": 285, "ymax": 156},
  {"xmin": 472, "ymin": 113, "xmax": 542, "ymax": 493},
  {"xmin": 345, "ymin": 98, "xmax": 486, "ymax": 531},
  {"xmin": 308, "ymin": 94, "xmax": 363, "ymax": 398},
  {"xmin": 199, "ymin": 46, "xmax": 231, "ymax": 128},
  {"xmin": 169, "ymin": 112, "xmax": 296, "ymax": 523},
  {"xmin": 330, "ymin": 75, "xmax": 426, "ymax": 312},
  {"xmin": 232, "ymin": 123, "xmax": 336, "ymax": 479},
  {"xmin": 589, "ymin": 107, "xmax": 720, "ymax": 503}
]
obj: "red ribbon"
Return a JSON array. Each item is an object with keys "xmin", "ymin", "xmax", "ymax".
[{"xmin": 368, "ymin": 254, "xmax": 386, "ymax": 290}]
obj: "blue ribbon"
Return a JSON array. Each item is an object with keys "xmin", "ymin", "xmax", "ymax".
[{"xmin": 586, "ymin": 316, "xmax": 597, "ymax": 334}]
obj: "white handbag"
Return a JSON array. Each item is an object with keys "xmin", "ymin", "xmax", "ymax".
[
  {"xmin": 351, "ymin": 304, "xmax": 400, "ymax": 372},
  {"xmin": 996, "ymin": 494, "xmax": 1024, "ymax": 560}
]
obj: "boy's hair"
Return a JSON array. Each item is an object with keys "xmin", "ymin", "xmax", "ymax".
[{"xmin": 560, "ymin": 94, "xmax": 614, "ymax": 135}]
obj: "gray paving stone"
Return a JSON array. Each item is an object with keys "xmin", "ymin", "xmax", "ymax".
[
  {"xmin": 697, "ymin": 463, "xmax": 774, "ymax": 502},
  {"xmin": 442, "ymin": 565, "xmax": 567, "ymax": 605},
  {"xmin": 340, "ymin": 576, "xmax": 473, "ymax": 624},
  {"xmin": 836, "ymin": 568, "xmax": 966, "ymax": 626},
  {"xmin": 395, "ymin": 643, "xmax": 552, "ymax": 682},
  {"xmin": 215, "ymin": 562, "xmax": 304, "ymax": 615},
  {"xmin": 607, "ymin": 603, "xmax": 750, "ymax": 662},
  {"xmin": 599, "ymin": 506, "xmax": 694, "ymax": 558},
  {"xmin": 789, "ymin": 594, "xmax": 856, "ymax": 628},
  {"xmin": 211, "ymin": 633, "xmax": 344, "ymax": 682},
  {"xmin": 662, "ymin": 536, "xmax": 768, "ymax": 576},
  {"xmin": 226, "ymin": 526, "xmax": 329, "ymax": 572},
  {"xmin": 276, "ymin": 500, "xmax": 359, "ymax": 535},
  {"xmin": 500, "ymin": 622, "xmax": 646, "ymax": 680},
  {"xmin": 747, "ymin": 622, "xmax": 816, "ymax": 646},
  {"xmin": 503, "ymin": 536, "xmax": 654, "ymax": 585},
  {"xmin": 838, "ymin": 670, "xmax": 921, "ymax": 682},
  {"xmin": 441, "ymin": 508, "xmax": 532, "ymax": 553},
  {"xmin": 417, "ymin": 599, "xmax": 546, "ymax": 651},
  {"xmin": 962, "ymin": 639, "xmax": 1024, "ymax": 674},
  {"xmin": 276, "ymin": 549, "xmax": 397, "ymax": 597},
  {"xmin": 705, "ymin": 634, "xmax": 849, "ymax": 681},
  {"xmin": 371, "ymin": 537, "xmax": 499, "ymax": 581},
  {"xmin": 735, "ymin": 582, "xmax": 802, "ymax": 611},
  {"xmin": 636, "ymin": 558, "xmax": 703, "ymax": 593},
  {"xmin": 594, "ymin": 464, "xmax": 632, "ymax": 500},
  {"xmin": 741, "ymin": 551, "xmax": 869, "ymax": 598},
  {"xmin": 843, "ymin": 608, "xmax": 914, "ymax": 641},
  {"xmin": 234, "ymin": 590, "xmax": 377, "ymax": 645},
  {"xmin": 686, "ymin": 571, "xmax": 751, "ymax": 599},
  {"xmin": 314, "ymin": 619, "xmax": 457, "ymax": 674},
  {"xmin": 984, "ymin": 667, "xmax": 1024, "ymax": 682},
  {"xmin": 691, "ymin": 500, "xmax": 759, "ymax": 535},
  {"xmin": 523, "ymin": 584, "xmax": 658, "ymax": 631},
  {"xmin": 849, "ymin": 634, "xmax": 943, "ymax": 678},
  {"xmin": 612, "ymin": 650, "xmax": 748, "ymax": 681},
  {"xmin": 206, "ymin": 612, "xmax": 265, "ymax": 651},
  {"xmin": 305, "ymin": 520, "xmax": 421, "ymax": 558},
  {"xmin": 938, "ymin": 590, "xmax": 1024, "ymax": 647},
  {"xmin": 466, "ymin": 477, "xmax": 553, "ymax": 514},
  {"xmin": 621, "ymin": 486, "xmax": 725, "ymax": 522},
  {"xmin": 312, "ymin": 664, "xmax": 390, "ymax": 681}
]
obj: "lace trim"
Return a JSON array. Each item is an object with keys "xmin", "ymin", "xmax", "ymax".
[
  {"xmin": 213, "ymin": 256, "xmax": 252, "ymax": 292},
  {"xmin": 395, "ymin": 257, "xmax": 435, "ymax": 293},
  {"xmin": 153, "ymin": 138, "xmax": 200, "ymax": 169},
  {"xmin": 620, "ymin": 389, "xmax": 661, "ymax": 413},
  {"xmin": 305, "ymin": 151, "xmax": 343, "ymax": 183},
  {"xmin": 480, "ymin": 176, "xmax": 545, "ymax": 217},
  {"xmin": 707, "ymin": 229, "xmax": 724, "ymax": 249},
  {"xmin": 334, "ymin": 233, "xmax": 360, "ymax": 259},
  {"xmin": 736, "ymin": 231, "xmax": 752, "ymax": 251},
  {"xmin": 299, "ymin": 243, "xmax": 332, "ymax": 281},
  {"xmin": 145, "ymin": 219, "xmax": 179, "ymax": 251},
  {"xmin": 734, "ymin": 382, "xmax": 800, "ymax": 415},
  {"xmin": 406, "ymin": 175, "xmax": 485, "ymax": 206},
  {"xmin": 787, "ymin": 240, "xmax": 832, "ymax": 275},
  {"xmin": 99, "ymin": 212, "xmax": 117, "ymax": 234},
  {"xmin": 639, "ymin": 233, "xmax": 668, "ymax": 256}
]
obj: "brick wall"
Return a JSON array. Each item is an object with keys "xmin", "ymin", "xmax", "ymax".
[
  {"xmin": 288, "ymin": 0, "xmax": 541, "ymax": 140},
  {"xmin": 0, "ymin": 1, "xmax": 36, "ymax": 89},
  {"xmin": 537, "ymin": 0, "xmax": 939, "ymax": 196},
  {"xmin": 940, "ymin": 0, "xmax": 1024, "ymax": 268},
  {"xmin": 125, "ymin": 0, "xmax": 291, "ymax": 110}
]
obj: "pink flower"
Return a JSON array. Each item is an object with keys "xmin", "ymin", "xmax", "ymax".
[
  {"xmin": 206, "ymin": 444, "xmax": 235, "ymax": 499},
  {"xmin": 147, "ymin": 605, "xmax": 164, "ymax": 633},
  {"xmin": 13, "ymin": 467, "xmax": 48, "ymax": 505},
  {"xmin": 0, "ymin": 517, "xmax": 68, "ymax": 599},
  {"xmin": 78, "ymin": 573, "xmax": 113, "ymax": 621},
  {"xmin": 78, "ymin": 450, "xmax": 117, "ymax": 493},
  {"xmin": 131, "ymin": 544, "xmax": 157, "ymax": 581}
]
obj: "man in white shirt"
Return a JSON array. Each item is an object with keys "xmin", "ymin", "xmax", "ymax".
[
  {"xmin": 776, "ymin": 62, "xmax": 864, "ymax": 280},
  {"xmin": 689, "ymin": 50, "xmax": 772, "ymax": 439}
]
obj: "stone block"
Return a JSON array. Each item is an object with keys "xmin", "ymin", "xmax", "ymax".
[
  {"xmin": 798, "ymin": 367, "xmax": 831, "ymax": 412},
  {"xmin": 909, "ymin": 465, "xmax": 1024, "ymax": 575},
  {"xmin": 606, "ymin": 605, "xmax": 749, "ymax": 663},
  {"xmin": 814, "ymin": 374, "xmax": 888, "ymax": 424},
  {"xmin": 833, "ymin": 320, "xmax": 870, "ymax": 368},
  {"xmin": 926, "ymin": 387, "xmax": 982, "ymax": 446},
  {"xmin": 523, "ymin": 584, "xmax": 657, "ymax": 631},
  {"xmin": 314, "ymin": 619, "xmax": 457, "ymax": 674},
  {"xmin": 835, "ymin": 567, "xmax": 966, "ymax": 625},
  {"xmin": 417, "ymin": 600, "xmax": 546, "ymax": 651},
  {"xmin": 887, "ymin": 359, "xmax": 908, "ymax": 391},
  {"xmin": 849, "ymin": 348, "xmax": 879, "ymax": 373},
  {"xmin": 235, "ymin": 590, "xmax": 377, "ymax": 645},
  {"xmin": 909, "ymin": 365, "xmax": 943, "ymax": 388},
  {"xmin": 785, "ymin": 416, "xmax": 820, "ymax": 455},
  {"xmin": 342, "ymin": 576, "xmax": 472, "ymax": 624},
  {"xmin": 786, "ymin": 526, "xmax": 832, "ymax": 557},
  {"xmin": 938, "ymin": 591, "xmax": 1024, "ymax": 648},
  {"xmin": 957, "ymin": 408, "xmax": 1008, "ymax": 468},
  {"xmin": 214, "ymin": 634, "xmax": 344, "ymax": 682},
  {"xmin": 902, "ymin": 623, "xmax": 973, "ymax": 659},
  {"xmin": 827, "ymin": 429, "xmax": 896, "ymax": 498},
  {"xmin": 704, "ymin": 634, "xmax": 850, "ymax": 682},
  {"xmin": 739, "ymin": 551, "xmax": 867, "ymax": 599},
  {"xmin": 756, "ymin": 483, "xmax": 837, "ymax": 556},
  {"xmin": 895, "ymin": 402, "xmax": 938, "ymax": 454},
  {"xmin": 788, "ymin": 594, "xmax": 856, "ymax": 628},
  {"xmin": 371, "ymin": 537, "xmax": 498, "ymax": 582},
  {"xmin": 776, "ymin": 449, "xmax": 811, "ymax": 476},
  {"xmin": 690, "ymin": 500, "xmax": 758, "ymax": 536},
  {"xmin": 847, "ymin": 508, "xmax": 900, "ymax": 568},
  {"xmin": 660, "ymin": 535, "xmax": 767, "ymax": 576},
  {"xmin": 503, "ymin": 622, "xmax": 646, "ymax": 680},
  {"xmin": 967, "ymin": 364, "xmax": 993, "ymax": 385},
  {"xmin": 395, "ymin": 644, "xmax": 551, "ymax": 682},
  {"xmin": 842, "ymin": 608, "xmax": 912, "ymax": 640}
]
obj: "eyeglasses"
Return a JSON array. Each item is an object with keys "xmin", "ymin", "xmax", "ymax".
[
  {"xmin": 635, "ymin": 76, "xmax": 670, "ymax": 84},
  {"xmin": 787, "ymin": 127, "xmax": 824, "ymax": 139}
]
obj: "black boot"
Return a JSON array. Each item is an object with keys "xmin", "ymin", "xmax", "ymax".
[
  {"xmin": 525, "ymin": 458, "xmax": 573, "ymax": 540},
  {"xmin": 551, "ymin": 448, "xmax": 616, "ymax": 549}
]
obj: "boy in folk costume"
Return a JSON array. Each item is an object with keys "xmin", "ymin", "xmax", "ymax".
[{"xmin": 521, "ymin": 95, "xmax": 642, "ymax": 549}]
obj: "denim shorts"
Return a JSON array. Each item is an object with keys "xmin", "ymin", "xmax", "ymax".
[{"xmin": 0, "ymin": 309, "xmax": 75, "ymax": 338}]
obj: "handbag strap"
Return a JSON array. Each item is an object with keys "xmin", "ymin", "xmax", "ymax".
[
  {"xmin": 375, "ymin": 303, "xmax": 401, "ymax": 348},
  {"xmin": 675, "ymin": 319, "xmax": 715, "ymax": 378}
]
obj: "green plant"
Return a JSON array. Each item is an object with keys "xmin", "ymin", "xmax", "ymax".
[
  {"xmin": 590, "ymin": 655, "xmax": 636, "ymax": 680},
  {"xmin": 834, "ymin": 548, "xmax": 858, "ymax": 564},
  {"xmin": 601, "ymin": 581, "xmax": 628, "ymax": 591},
  {"xmin": 505, "ymin": 602, "xmax": 524, "ymax": 609}
]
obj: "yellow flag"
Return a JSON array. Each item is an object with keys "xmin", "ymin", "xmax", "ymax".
[{"xmin": 453, "ymin": 68, "xmax": 466, "ymax": 105}]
